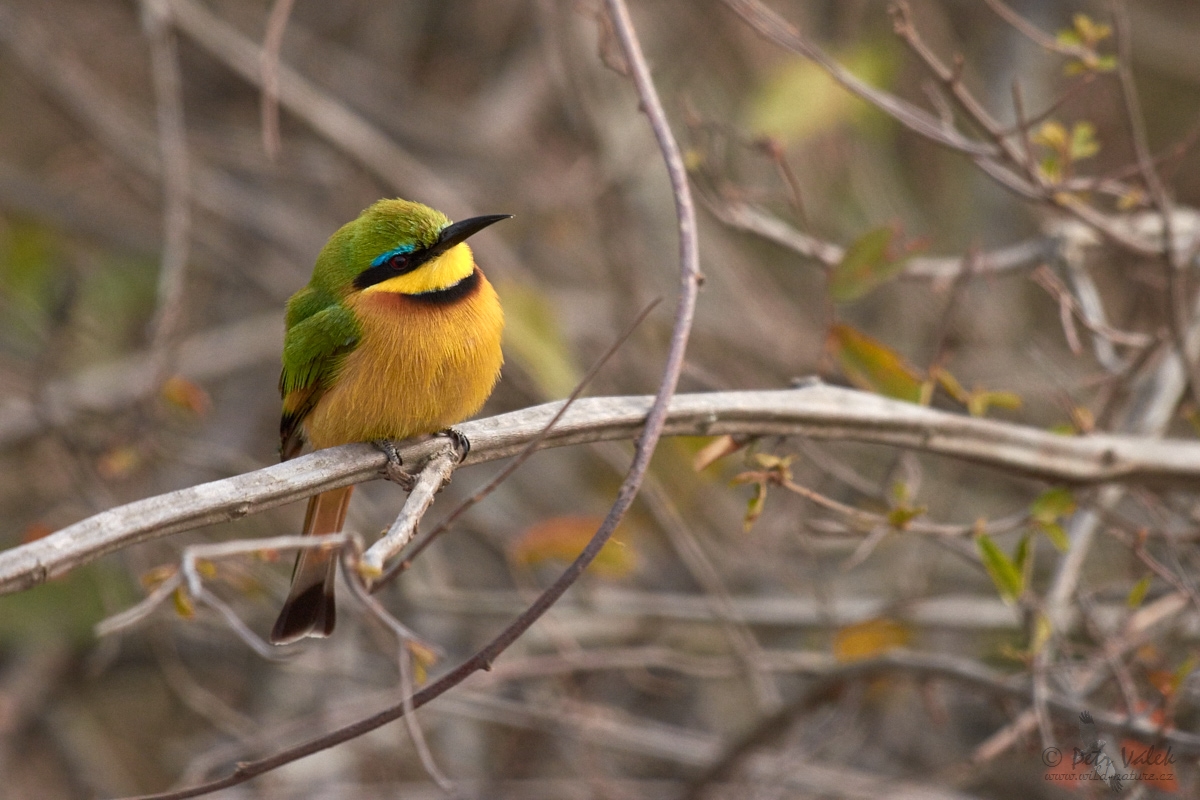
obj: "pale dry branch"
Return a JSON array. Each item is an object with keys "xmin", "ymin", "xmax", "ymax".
[
  {"xmin": 709, "ymin": 198, "xmax": 1056, "ymax": 279},
  {"xmin": 360, "ymin": 448, "xmax": 457, "ymax": 577},
  {"xmin": 96, "ymin": 534, "xmax": 348, "ymax": 643},
  {"xmin": 259, "ymin": 0, "xmax": 296, "ymax": 161},
  {"xmin": 14, "ymin": 386, "xmax": 1200, "ymax": 595}
]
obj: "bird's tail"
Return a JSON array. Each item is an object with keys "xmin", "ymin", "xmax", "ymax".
[{"xmin": 270, "ymin": 485, "xmax": 354, "ymax": 645}]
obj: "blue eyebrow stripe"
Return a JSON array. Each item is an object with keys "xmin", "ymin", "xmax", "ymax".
[{"xmin": 370, "ymin": 243, "xmax": 416, "ymax": 267}]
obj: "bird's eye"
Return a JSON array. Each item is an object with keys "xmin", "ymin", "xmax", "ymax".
[{"xmin": 388, "ymin": 253, "xmax": 410, "ymax": 271}]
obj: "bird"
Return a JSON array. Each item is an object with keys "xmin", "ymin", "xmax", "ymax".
[{"xmin": 270, "ymin": 198, "xmax": 509, "ymax": 645}]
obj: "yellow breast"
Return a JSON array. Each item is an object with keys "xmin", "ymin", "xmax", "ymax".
[{"xmin": 301, "ymin": 268, "xmax": 504, "ymax": 449}]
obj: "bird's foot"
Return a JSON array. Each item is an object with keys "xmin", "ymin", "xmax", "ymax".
[
  {"xmin": 437, "ymin": 428, "xmax": 471, "ymax": 463},
  {"xmin": 373, "ymin": 439, "xmax": 416, "ymax": 491}
]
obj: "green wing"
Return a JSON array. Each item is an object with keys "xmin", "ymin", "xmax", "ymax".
[{"xmin": 279, "ymin": 292, "xmax": 360, "ymax": 459}]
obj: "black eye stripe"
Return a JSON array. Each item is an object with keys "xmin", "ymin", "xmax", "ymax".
[{"xmin": 354, "ymin": 246, "xmax": 432, "ymax": 290}]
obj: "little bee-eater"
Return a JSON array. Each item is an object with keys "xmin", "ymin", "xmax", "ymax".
[{"xmin": 271, "ymin": 198, "xmax": 509, "ymax": 644}]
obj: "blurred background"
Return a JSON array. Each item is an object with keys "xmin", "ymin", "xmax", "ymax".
[{"xmin": 1, "ymin": 0, "xmax": 1198, "ymax": 797}]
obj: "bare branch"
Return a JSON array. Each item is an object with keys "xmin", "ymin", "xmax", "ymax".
[
  {"xmin": 360, "ymin": 449, "xmax": 457, "ymax": 577},
  {"xmin": 259, "ymin": 0, "xmax": 296, "ymax": 161},
  {"xmin": 12, "ymin": 386, "xmax": 1200, "ymax": 595},
  {"xmin": 708, "ymin": 198, "xmax": 1056, "ymax": 278}
]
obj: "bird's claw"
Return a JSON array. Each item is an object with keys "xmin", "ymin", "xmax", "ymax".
[
  {"xmin": 439, "ymin": 428, "xmax": 471, "ymax": 463},
  {"xmin": 373, "ymin": 439, "xmax": 416, "ymax": 491}
]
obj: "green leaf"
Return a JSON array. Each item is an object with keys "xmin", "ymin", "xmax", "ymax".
[
  {"xmin": 1031, "ymin": 487, "xmax": 1076, "ymax": 524},
  {"xmin": 1013, "ymin": 532, "xmax": 1032, "ymax": 575},
  {"xmin": 1032, "ymin": 120, "xmax": 1069, "ymax": 150},
  {"xmin": 977, "ymin": 532, "xmax": 1023, "ymax": 604},
  {"xmin": 967, "ymin": 389, "xmax": 1023, "ymax": 418},
  {"xmin": 1069, "ymin": 121, "xmax": 1100, "ymax": 161},
  {"xmin": 887, "ymin": 505, "xmax": 926, "ymax": 530},
  {"xmin": 1037, "ymin": 521, "xmax": 1071, "ymax": 553},
  {"xmin": 828, "ymin": 226, "xmax": 906, "ymax": 302},
  {"xmin": 1031, "ymin": 612, "xmax": 1053, "ymax": 654},
  {"xmin": 828, "ymin": 323, "xmax": 923, "ymax": 403},
  {"xmin": 1056, "ymin": 29, "xmax": 1083, "ymax": 48},
  {"xmin": 744, "ymin": 482, "xmax": 767, "ymax": 533},
  {"xmin": 1127, "ymin": 575, "xmax": 1152, "ymax": 608},
  {"xmin": 1172, "ymin": 655, "xmax": 1197, "ymax": 692},
  {"xmin": 1072, "ymin": 13, "xmax": 1112, "ymax": 46}
]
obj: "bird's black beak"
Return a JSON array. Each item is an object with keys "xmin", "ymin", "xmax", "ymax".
[{"xmin": 432, "ymin": 214, "xmax": 513, "ymax": 256}]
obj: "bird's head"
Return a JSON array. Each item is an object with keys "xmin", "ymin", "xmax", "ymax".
[{"xmin": 314, "ymin": 198, "xmax": 511, "ymax": 296}]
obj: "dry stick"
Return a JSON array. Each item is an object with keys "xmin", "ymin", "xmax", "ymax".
[
  {"xmin": 1031, "ymin": 266, "xmax": 1154, "ymax": 349},
  {"xmin": 706, "ymin": 198, "xmax": 1055, "ymax": 279},
  {"xmin": 982, "ymin": 0, "xmax": 1093, "ymax": 59},
  {"xmin": 96, "ymin": 534, "xmax": 348, "ymax": 644},
  {"xmin": 0, "ymin": 312, "xmax": 283, "ymax": 448},
  {"xmin": 1112, "ymin": 0, "xmax": 1200, "ymax": 408},
  {"xmin": 684, "ymin": 643, "xmax": 1200, "ymax": 800},
  {"xmin": 372, "ymin": 297, "xmax": 662, "ymax": 590},
  {"xmin": 1001, "ymin": 74, "xmax": 1096, "ymax": 141},
  {"xmin": 1023, "ymin": 3, "xmax": 1200, "ymax": 761},
  {"xmin": 259, "ymin": 0, "xmax": 296, "ymax": 161},
  {"xmin": 978, "ymin": 286, "xmax": 1200, "ymax": 764},
  {"xmin": 119, "ymin": 0, "xmax": 702, "ymax": 795},
  {"xmin": 139, "ymin": 0, "xmax": 193, "ymax": 387},
  {"xmin": 886, "ymin": 1, "xmax": 1165, "ymax": 258},
  {"xmin": 715, "ymin": 0, "xmax": 1193, "ymax": 768},
  {"xmin": 20, "ymin": 386, "xmax": 1200, "ymax": 597},
  {"xmin": 972, "ymin": 591, "xmax": 1190, "ymax": 764},
  {"xmin": 360, "ymin": 449, "xmax": 458, "ymax": 577}
]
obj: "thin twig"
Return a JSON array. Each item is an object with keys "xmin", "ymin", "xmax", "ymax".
[
  {"xmin": 95, "ymin": 534, "xmax": 346, "ymax": 639},
  {"xmin": 983, "ymin": 0, "xmax": 1094, "ymax": 59},
  {"xmin": 593, "ymin": 442, "xmax": 783, "ymax": 711},
  {"xmin": 139, "ymin": 0, "xmax": 193, "ymax": 386},
  {"xmin": 707, "ymin": 198, "xmax": 1055, "ymax": 279},
  {"xmin": 259, "ymin": 0, "xmax": 296, "ymax": 161},
  {"xmin": 360, "ymin": 449, "xmax": 458, "ymax": 577},
  {"xmin": 1032, "ymin": 265, "xmax": 1154, "ymax": 349},
  {"xmin": 372, "ymin": 297, "xmax": 661, "ymax": 589},
  {"xmin": 1111, "ymin": 0, "xmax": 1200, "ymax": 407}
]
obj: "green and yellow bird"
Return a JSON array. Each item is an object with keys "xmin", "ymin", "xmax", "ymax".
[{"xmin": 271, "ymin": 198, "xmax": 508, "ymax": 645}]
